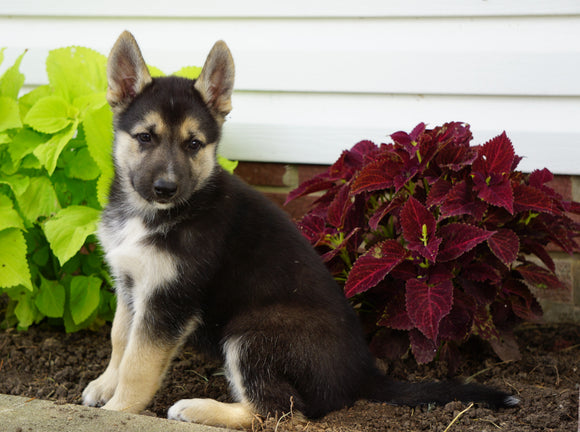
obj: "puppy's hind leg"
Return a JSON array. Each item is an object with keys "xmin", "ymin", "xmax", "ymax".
[
  {"xmin": 168, "ymin": 399, "xmax": 256, "ymax": 429},
  {"xmin": 168, "ymin": 336, "xmax": 257, "ymax": 428}
]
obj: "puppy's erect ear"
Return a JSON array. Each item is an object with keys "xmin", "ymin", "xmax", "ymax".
[
  {"xmin": 194, "ymin": 41, "xmax": 235, "ymax": 119},
  {"xmin": 107, "ymin": 31, "xmax": 152, "ymax": 113}
]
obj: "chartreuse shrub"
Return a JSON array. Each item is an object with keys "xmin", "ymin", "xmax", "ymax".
[
  {"xmin": 0, "ymin": 46, "xmax": 237, "ymax": 332},
  {"xmin": 287, "ymin": 123, "xmax": 580, "ymax": 367}
]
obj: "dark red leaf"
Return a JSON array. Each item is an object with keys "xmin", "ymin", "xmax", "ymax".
[
  {"xmin": 409, "ymin": 329, "xmax": 438, "ymax": 364},
  {"xmin": 350, "ymin": 153, "xmax": 403, "ymax": 195},
  {"xmin": 285, "ymin": 174, "xmax": 334, "ymax": 204},
  {"xmin": 391, "ymin": 123, "xmax": 426, "ymax": 156},
  {"xmin": 378, "ymin": 285, "xmax": 414, "ymax": 330},
  {"xmin": 400, "ymin": 196, "xmax": 441, "ymax": 262},
  {"xmin": 462, "ymin": 279, "xmax": 499, "ymax": 305},
  {"xmin": 406, "ymin": 276, "xmax": 453, "ymax": 341},
  {"xmin": 344, "ymin": 240, "xmax": 407, "ymax": 297},
  {"xmin": 327, "ymin": 141, "xmax": 377, "ymax": 182},
  {"xmin": 327, "ymin": 184, "xmax": 352, "ymax": 228},
  {"xmin": 296, "ymin": 213, "xmax": 327, "ymax": 246},
  {"xmin": 436, "ymin": 144, "xmax": 478, "ymax": 171},
  {"xmin": 472, "ymin": 172, "xmax": 514, "ymax": 214},
  {"xmin": 462, "ymin": 262, "xmax": 501, "ymax": 283},
  {"xmin": 368, "ymin": 195, "xmax": 406, "ymax": 230},
  {"xmin": 521, "ymin": 240, "xmax": 555, "ymax": 272},
  {"xmin": 439, "ymin": 288, "xmax": 476, "ymax": 341},
  {"xmin": 513, "ymin": 184, "xmax": 555, "ymax": 214},
  {"xmin": 515, "ymin": 263, "xmax": 565, "ymax": 290},
  {"xmin": 472, "ymin": 305, "xmax": 500, "ymax": 342},
  {"xmin": 438, "ymin": 223, "xmax": 495, "ymax": 262},
  {"xmin": 350, "ymin": 139, "xmax": 379, "ymax": 161},
  {"xmin": 472, "ymin": 132, "xmax": 515, "ymax": 176},
  {"xmin": 426, "ymin": 177, "xmax": 452, "ymax": 208},
  {"xmin": 487, "ymin": 228, "xmax": 520, "ymax": 266},
  {"xmin": 503, "ymin": 279, "xmax": 543, "ymax": 321},
  {"xmin": 440, "ymin": 180, "xmax": 487, "ymax": 220},
  {"xmin": 389, "ymin": 260, "xmax": 417, "ymax": 281},
  {"xmin": 529, "ymin": 168, "xmax": 553, "ymax": 187}
]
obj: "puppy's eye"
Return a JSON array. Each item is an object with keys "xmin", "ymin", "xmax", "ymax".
[
  {"xmin": 136, "ymin": 133, "xmax": 152, "ymax": 144},
  {"xmin": 186, "ymin": 139, "xmax": 204, "ymax": 153}
]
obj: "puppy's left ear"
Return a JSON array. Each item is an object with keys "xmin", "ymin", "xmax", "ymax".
[{"xmin": 195, "ymin": 41, "xmax": 235, "ymax": 119}]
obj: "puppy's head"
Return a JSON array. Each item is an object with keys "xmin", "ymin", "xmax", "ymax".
[{"xmin": 106, "ymin": 31, "xmax": 235, "ymax": 212}]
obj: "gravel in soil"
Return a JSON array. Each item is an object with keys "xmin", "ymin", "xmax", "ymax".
[{"xmin": 0, "ymin": 322, "xmax": 578, "ymax": 431}]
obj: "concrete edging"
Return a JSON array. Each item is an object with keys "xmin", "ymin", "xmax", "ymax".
[{"xmin": 0, "ymin": 394, "xmax": 232, "ymax": 432}]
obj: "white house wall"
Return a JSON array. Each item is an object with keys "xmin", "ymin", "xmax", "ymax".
[{"xmin": 1, "ymin": 1, "xmax": 579, "ymax": 174}]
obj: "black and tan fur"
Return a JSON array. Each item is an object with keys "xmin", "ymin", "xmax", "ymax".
[{"xmin": 82, "ymin": 31, "xmax": 519, "ymax": 428}]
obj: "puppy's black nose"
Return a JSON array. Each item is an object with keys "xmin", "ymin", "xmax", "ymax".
[{"xmin": 153, "ymin": 179, "xmax": 178, "ymax": 199}]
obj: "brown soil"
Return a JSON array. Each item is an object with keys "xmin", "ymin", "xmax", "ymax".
[{"xmin": 0, "ymin": 323, "xmax": 578, "ymax": 431}]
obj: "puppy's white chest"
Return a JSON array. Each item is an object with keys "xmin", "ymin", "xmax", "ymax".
[{"xmin": 100, "ymin": 217, "xmax": 177, "ymax": 295}]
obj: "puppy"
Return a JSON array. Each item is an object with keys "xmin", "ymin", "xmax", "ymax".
[{"xmin": 82, "ymin": 31, "xmax": 518, "ymax": 429}]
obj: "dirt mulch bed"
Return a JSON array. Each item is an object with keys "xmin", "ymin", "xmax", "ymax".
[{"xmin": 0, "ymin": 322, "xmax": 578, "ymax": 431}]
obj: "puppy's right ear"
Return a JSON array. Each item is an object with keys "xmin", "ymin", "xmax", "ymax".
[{"xmin": 106, "ymin": 31, "xmax": 152, "ymax": 113}]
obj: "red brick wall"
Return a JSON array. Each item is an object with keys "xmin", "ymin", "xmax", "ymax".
[{"xmin": 235, "ymin": 162, "xmax": 580, "ymax": 322}]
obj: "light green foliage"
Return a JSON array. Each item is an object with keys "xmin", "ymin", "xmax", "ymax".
[{"xmin": 0, "ymin": 46, "xmax": 237, "ymax": 331}]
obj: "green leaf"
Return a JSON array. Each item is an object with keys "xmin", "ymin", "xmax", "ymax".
[
  {"xmin": 69, "ymin": 275, "xmax": 101, "ymax": 325},
  {"xmin": 33, "ymin": 120, "xmax": 79, "ymax": 175},
  {"xmin": 8, "ymin": 128, "xmax": 48, "ymax": 164},
  {"xmin": 0, "ymin": 173, "xmax": 30, "ymax": 197},
  {"xmin": 15, "ymin": 293, "xmax": 36, "ymax": 328},
  {"xmin": 173, "ymin": 65, "xmax": 202, "ymax": 80},
  {"xmin": 19, "ymin": 84, "xmax": 51, "ymax": 117},
  {"xmin": 43, "ymin": 205, "xmax": 100, "ymax": 265},
  {"xmin": 218, "ymin": 155, "xmax": 238, "ymax": 174},
  {"xmin": 0, "ymin": 194, "xmax": 24, "ymax": 231},
  {"xmin": 148, "ymin": 64, "xmax": 165, "ymax": 77},
  {"xmin": 35, "ymin": 276, "xmax": 66, "ymax": 318},
  {"xmin": 83, "ymin": 105, "xmax": 113, "ymax": 206},
  {"xmin": 0, "ymin": 228, "xmax": 32, "ymax": 290},
  {"xmin": 0, "ymin": 48, "xmax": 4, "ymax": 67},
  {"xmin": 24, "ymin": 96, "xmax": 75, "ymax": 134},
  {"xmin": 0, "ymin": 51, "xmax": 26, "ymax": 100},
  {"xmin": 64, "ymin": 147, "xmax": 100, "ymax": 180},
  {"xmin": 16, "ymin": 176, "xmax": 60, "ymax": 223},
  {"xmin": 0, "ymin": 96, "xmax": 22, "ymax": 132},
  {"xmin": 73, "ymin": 91, "xmax": 107, "ymax": 118},
  {"xmin": 47, "ymin": 47, "xmax": 107, "ymax": 102}
]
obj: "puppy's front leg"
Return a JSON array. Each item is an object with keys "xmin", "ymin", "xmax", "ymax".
[
  {"xmin": 101, "ymin": 321, "xmax": 180, "ymax": 413},
  {"xmin": 83, "ymin": 299, "xmax": 131, "ymax": 407}
]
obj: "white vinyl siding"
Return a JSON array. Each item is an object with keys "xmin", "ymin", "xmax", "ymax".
[{"xmin": 1, "ymin": 1, "xmax": 579, "ymax": 173}]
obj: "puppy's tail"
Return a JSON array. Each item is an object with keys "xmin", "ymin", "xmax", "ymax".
[{"xmin": 363, "ymin": 374, "xmax": 520, "ymax": 409}]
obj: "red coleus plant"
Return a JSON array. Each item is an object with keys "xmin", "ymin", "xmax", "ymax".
[{"xmin": 287, "ymin": 122, "xmax": 580, "ymax": 366}]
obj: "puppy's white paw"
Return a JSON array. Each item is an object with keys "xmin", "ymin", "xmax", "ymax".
[
  {"xmin": 168, "ymin": 398, "xmax": 254, "ymax": 428},
  {"xmin": 82, "ymin": 371, "xmax": 117, "ymax": 407}
]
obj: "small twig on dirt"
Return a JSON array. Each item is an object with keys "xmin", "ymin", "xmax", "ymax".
[
  {"xmin": 466, "ymin": 361, "xmax": 513, "ymax": 383},
  {"xmin": 442, "ymin": 402, "xmax": 474, "ymax": 432},
  {"xmin": 274, "ymin": 411, "xmax": 293, "ymax": 432},
  {"xmin": 560, "ymin": 344, "xmax": 580, "ymax": 352},
  {"xmin": 475, "ymin": 418, "xmax": 502, "ymax": 429},
  {"xmin": 552, "ymin": 364, "xmax": 560, "ymax": 386},
  {"xmin": 186, "ymin": 369, "xmax": 209, "ymax": 382},
  {"xmin": 0, "ymin": 358, "xmax": 3, "ymax": 372}
]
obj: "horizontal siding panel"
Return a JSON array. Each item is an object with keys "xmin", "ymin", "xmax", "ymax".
[
  {"xmin": 1, "ymin": 10, "xmax": 578, "ymax": 174},
  {"xmin": 221, "ymin": 92, "xmax": 580, "ymax": 174},
  {"xmin": 2, "ymin": 17, "xmax": 579, "ymax": 96},
  {"xmin": 3, "ymin": 0, "xmax": 580, "ymax": 17}
]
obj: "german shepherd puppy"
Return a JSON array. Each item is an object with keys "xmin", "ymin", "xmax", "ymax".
[{"xmin": 82, "ymin": 31, "xmax": 519, "ymax": 428}]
